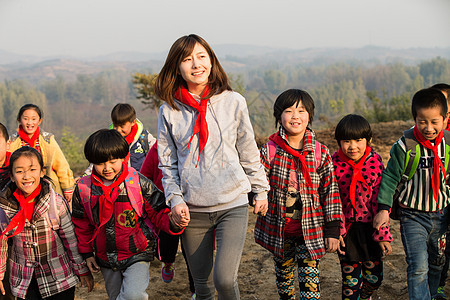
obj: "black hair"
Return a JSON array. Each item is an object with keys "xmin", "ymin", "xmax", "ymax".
[
  {"xmin": 334, "ymin": 114, "xmax": 372, "ymax": 144},
  {"xmin": 8, "ymin": 146, "xmax": 44, "ymax": 176},
  {"xmin": 273, "ymin": 89, "xmax": 315, "ymax": 127},
  {"xmin": 411, "ymin": 88, "xmax": 447, "ymax": 120},
  {"xmin": 0, "ymin": 123, "xmax": 9, "ymax": 141},
  {"xmin": 17, "ymin": 104, "xmax": 43, "ymax": 122},
  {"xmin": 84, "ymin": 129, "xmax": 129, "ymax": 164},
  {"xmin": 431, "ymin": 83, "xmax": 450, "ymax": 100},
  {"xmin": 111, "ymin": 103, "xmax": 136, "ymax": 126}
]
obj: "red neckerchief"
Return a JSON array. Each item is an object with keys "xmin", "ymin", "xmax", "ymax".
[
  {"xmin": 123, "ymin": 123, "xmax": 138, "ymax": 165},
  {"xmin": 337, "ymin": 146, "xmax": 371, "ymax": 211},
  {"xmin": 125, "ymin": 123, "xmax": 138, "ymax": 145},
  {"xmin": 2, "ymin": 152, "xmax": 11, "ymax": 168},
  {"xmin": 413, "ymin": 125, "xmax": 445, "ymax": 207},
  {"xmin": 447, "ymin": 118, "xmax": 450, "ymax": 131},
  {"xmin": 89, "ymin": 162, "xmax": 129, "ymax": 243},
  {"xmin": 269, "ymin": 132, "xmax": 312, "ymax": 187},
  {"xmin": 0, "ymin": 184, "xmax": 41, "ymax": 239},
  {"xmin": 174, "ymin": 85, "xmax": 211, "ymax": 165},
  {"xmin": 18, "ymin": 125, "xmax": 40, "ymax": 149}
]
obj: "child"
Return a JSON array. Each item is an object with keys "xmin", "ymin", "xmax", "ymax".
[
  {"xmin": 430, "ymin": 83, "xmax": 450, "ymax": 299},
  {"xmin": 156, "ymin": 34, "xmax": 269, "ymax": 299},
  {"xmin": 332, "ymin": 114, "xmax": 392, "ymax": 300},
  {"xmin": 80, "ymin": 103, "xmax": 156, "ymax": 177},
  {"xmin": 140, "ymin": 141, "xmax": 196, "ymax": 298},
  {"xmin": 71, "ymin": 129, "xmax": 185, "ymax": 300},
  {"xmin": 374, "ymin": 88, "xmax": 450, "ymax": 300},
  {"xmin": 0, "ymin": 147, "xmax": 93, "ymax": 299},
  {"xmin": 10, "ymin": 104, "xmax": 75, "ymax": 202},
  {"xmin": 0, "ymin": 123, "xmax": 10, "ymax": 169},
  {"xmin": 254, "ymin": 89, "xmax": 343, "ymax": 299}
]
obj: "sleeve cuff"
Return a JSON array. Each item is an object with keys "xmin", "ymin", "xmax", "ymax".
[
  {"xmin": 378, "ymin": 204, "xmax": 391, "ymax": 212},
  {"xmin": 169, "ymin": 196, "xmax": 185, "ymax": 209},
  {"xmin": 323, "ymin": 220, "xmax": 340, "ymax": 239}
]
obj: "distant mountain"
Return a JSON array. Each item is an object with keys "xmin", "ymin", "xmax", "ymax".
[{"xmin": 0, "ymin": 45, "xmax": 449, "ymax": 83}]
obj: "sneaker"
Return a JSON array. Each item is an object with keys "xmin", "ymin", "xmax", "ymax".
[
  {"xmin": 191, "ymin": 292, "xmax": 197, "ymax": 300},
  {"xmin": 436, "ymin": 286, "xmax": 447, "ymax": 300},
  {"xmin": 161, "ymin": 262, "xmax": 175, "ymax": 283}
]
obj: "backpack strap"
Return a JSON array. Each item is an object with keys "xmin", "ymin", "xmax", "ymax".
[
  {"xmin": 139, "ymin": 131, "xmax": 150, "ymax": 154},
  {"xmin": 314, "ymin": 140, "xmax": 321, "ymax": 170},
  {"xmin": 46, "ymin": 186, "xmax": 67, "ymax": 231},
  {"xmin": 402, "ymin": 128, "xmax": 421, "ymax": 181},
  {"xmin": 77, "ymin": 175, "xmax": 95, "ymax": 226}
]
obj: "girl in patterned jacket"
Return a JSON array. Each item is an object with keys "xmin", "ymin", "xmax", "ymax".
[
  {"xmin": 332, "ymin": 114, "xmax": 392, "ymax": 300},
  {"xmin": 0, "ymin": 147, "xmax": 93, "ymax": 299},
  {"xmin": 254, "ymin": 89, "xmax": 343, "ymax": 300}
]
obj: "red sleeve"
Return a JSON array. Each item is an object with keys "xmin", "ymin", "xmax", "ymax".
[
  {"xmin": 144, "ymin": 203, "xmax": 183, "ymax": 235},
  {"xmin": 140, "ymin": 142, "xmax": 164, "ymax": 191}
]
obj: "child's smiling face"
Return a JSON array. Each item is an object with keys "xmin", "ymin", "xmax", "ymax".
[
  {"xmin": 280, "ymin": 101, "xmax": 309, "ymax": 139},
  {"xmin": 93, "ymin": 158, "xmax": 125, "ymax": 181},
  {"xmin": 19, "ymin": 109, "xmax": 42, "ymax": 137},
  {"xmin": 11, "ymin": 154, "xmax": 44, "ymax": 197},
  {"xmin": 415, "ymin": 106, "xmax": 445, "ymax": 141}
]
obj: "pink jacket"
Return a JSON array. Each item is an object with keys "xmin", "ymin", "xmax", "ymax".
[{"xmin": 332, "ymin": 150, "xmax": 392, "ymax": 243}]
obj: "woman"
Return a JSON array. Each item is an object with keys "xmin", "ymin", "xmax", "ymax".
[{"xmin": 155, "ymin": 34, "xmax": 269, "ymax": 299}]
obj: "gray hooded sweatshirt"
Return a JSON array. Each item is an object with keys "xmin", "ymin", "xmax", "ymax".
[{"xmin": 157, "ymin": 90, "xmax": 269, "ymax": 213}]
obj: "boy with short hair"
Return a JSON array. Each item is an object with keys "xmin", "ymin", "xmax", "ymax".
[
  {"xmin": 110, "ymin": 103, "xmax": 155, "ymax": 171},
  {"xmin": 81, "ymin": 103, "xmax": 156, "ymax": 178},
  {"xmin": 374, "ymin": 88, "xmax": 450, "ymax": 300}
]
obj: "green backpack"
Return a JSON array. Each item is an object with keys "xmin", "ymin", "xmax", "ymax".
[{"xmin": 390, "ymin": 128, "xmax": 450, "ymax": 220}]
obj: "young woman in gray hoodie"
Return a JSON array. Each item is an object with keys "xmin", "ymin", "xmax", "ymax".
[{"xmin": 155, "ymin": 34, "xmax": 270, "ymax": 300}]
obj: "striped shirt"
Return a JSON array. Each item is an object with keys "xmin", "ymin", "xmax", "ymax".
[{"xmin": 377, "ymin": 134, "xmax": 450, "ymax": 212}]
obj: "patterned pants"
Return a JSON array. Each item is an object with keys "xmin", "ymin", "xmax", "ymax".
[
  {"xmin": 273, "ymin": 237, "xmax": 320, "ymax": 300},
  {"xmin": 340, "ymin": 260, "xmax": 383, "ymax": 300}
]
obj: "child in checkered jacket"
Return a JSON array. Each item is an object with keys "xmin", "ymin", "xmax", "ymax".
[{"xmin": 254, "ymin": 89, "xmax": 343, "ymax": 299}]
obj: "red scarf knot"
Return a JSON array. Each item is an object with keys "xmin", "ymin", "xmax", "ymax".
[
  {"xmin": 413, "ymin": 126, "xmax": 445, "ymax": 209},
  {"xmin": 125, "ymin": 123, "xmax": 138, "ymax": 145},
  {"xmin": 174, "ymin": 85, "xmax": 211, "ymax": 166},
  {"xmin": 0, "ymin": 184, "xmax": 41, "ymax": 239},
  {"xmin": 269, "ymin": 132, "xmax": 313, "ymax": 187},
  {"xmin": 18, "ymin": 125, "xmax": 40, "ymax": 149},
  {"xmin": 89, "ymin": 162, "xmax": 129, "ymax": 243},
  {"xmin": 337, "ymin": 146, "xmax": 372, "ymax": 211}
]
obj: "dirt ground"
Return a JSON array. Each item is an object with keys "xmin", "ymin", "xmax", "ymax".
[{"xmin": 75, "ymin": 120, "xmax": 450, "ymax": 299}]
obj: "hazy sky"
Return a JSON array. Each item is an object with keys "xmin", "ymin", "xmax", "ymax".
[{"xmin": 0, "ymin": 0, "xmax": 449, "ymax": 57}]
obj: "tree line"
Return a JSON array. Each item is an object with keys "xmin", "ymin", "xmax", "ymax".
[{"xmin": 0, "ymin": 56, "xmax": 449, "ymax": 174}]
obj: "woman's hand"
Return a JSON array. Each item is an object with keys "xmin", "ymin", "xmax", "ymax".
[
  {"xmin": 171, "ymin": 203, "xmax": 190, "ymax": 228},
  {"xmin": 325, "ymin": 237, "xmax": 340, "ymax": 253},
  {"xmin": 253, "ymin": 199, "xmax": 268, "ymax": 216}
]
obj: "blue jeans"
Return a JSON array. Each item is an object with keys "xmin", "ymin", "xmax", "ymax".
[
  {"xmin": 101, "ymin": 261, "xmax": 150, "ymax": 300},
  {"xmin": 181, "ymin": 205, "xmax": 248, "ymax": 300},
  {"xmin": 399, "ymin": 206, "xmax": 448, "ymax": 300}
]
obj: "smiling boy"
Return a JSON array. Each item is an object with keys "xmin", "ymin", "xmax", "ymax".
[{"xmin": 374, "ymin": 88, "xmax": 450, "ymax": 300}]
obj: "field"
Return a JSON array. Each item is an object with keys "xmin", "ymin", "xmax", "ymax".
[{"xmin": 75, "ymin": 120, "xmax": 448, "ymax": 299}]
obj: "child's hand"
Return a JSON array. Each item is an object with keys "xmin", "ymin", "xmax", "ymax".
[
  {"xmin": 373, "ymin": 210, "xmax": 390, "ymax": 230},
  {"xmin": 86, "ymin": 256, "xmax": 100, "ymax": 273},
  {"xmin": 337, "ymin": 235, "xmax": 346, "ymax": 255},
  {"xmin": 253, "ymin": 199, "xmax": 268, "ymax": 216},
  {"xmin": 379, "ymin": 241, "xmax": 392, "ymax": 256},
  {"xmin": 169, "ymin": 212, "xmax": 189, "ymax": 229},
  {"xmin": 325, "ymin": 237, "xmax": 340, "ymax": 253},
  {"xmin": 80, "ymin": 273, "xmax": 95, "ymax": 292},
  {"xmin": 0, "ymin": 280, "xmax": 4, "ymax": 296}
]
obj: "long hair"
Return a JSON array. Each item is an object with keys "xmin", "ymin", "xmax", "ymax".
[{"xmin": 154, "ymin": 34, "xmax": 231, "ymax": 110}]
